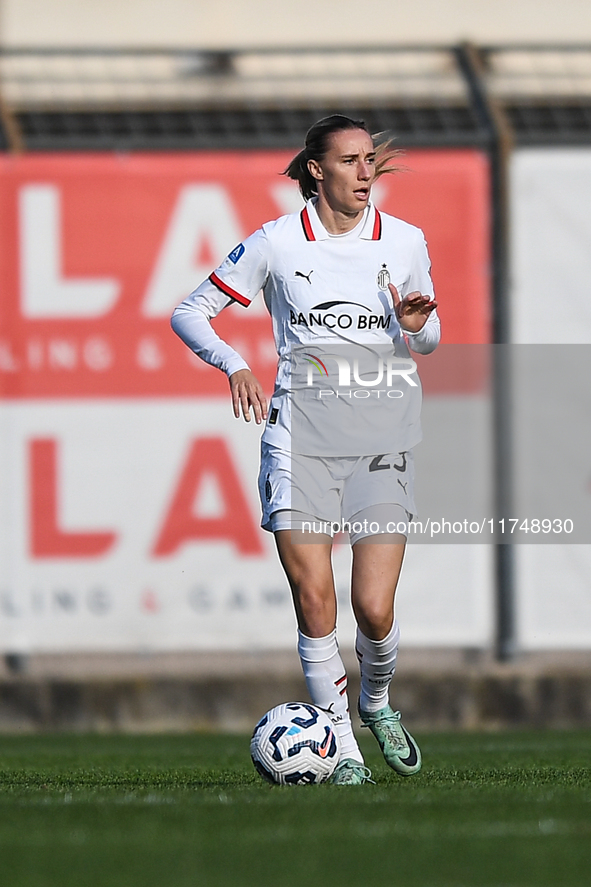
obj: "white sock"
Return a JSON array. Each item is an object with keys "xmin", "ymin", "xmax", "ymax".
[
  {"xmin": 297, "ymin": 629, "xmax": 363, "ymax": 764},
  {"xmin": 356, "ymin": 619, "xmax": 400, "ymax": 713}
]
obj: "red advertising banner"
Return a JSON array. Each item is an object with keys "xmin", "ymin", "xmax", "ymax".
[{"xmin": 0, "ymin": 150, "xmax": 490, "ymax": 399}]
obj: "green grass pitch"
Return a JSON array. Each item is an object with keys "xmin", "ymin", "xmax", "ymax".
[{"xmin": 0, "ymin": 731, "xmax": 589, "ymax": 886}]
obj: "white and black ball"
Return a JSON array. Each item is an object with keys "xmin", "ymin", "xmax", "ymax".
[{"xmin": 250, "ymin": 702, "xmax": 340, "ymax": 785}]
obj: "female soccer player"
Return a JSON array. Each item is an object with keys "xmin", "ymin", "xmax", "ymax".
[{"xmin": 172, "ymin": 115, "xmax": 439, "ymax": 784}]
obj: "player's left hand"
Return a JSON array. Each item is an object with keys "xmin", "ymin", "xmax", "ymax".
[{"xmin": 389, "ymin": 283, "xmax": 438, "ymax": 334}]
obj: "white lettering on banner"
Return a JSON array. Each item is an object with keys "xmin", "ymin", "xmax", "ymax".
[
  {"xmin": 270, "ymin": 182, "xmax": 304, "ymax": 215},
  {"xmin": 83, "ymin": 338, "xmax": 114, "ymax": 372},
  {"xmin": 0, "ymin": 340, "xmax": 19, "ymax": 371},
  {"xmin": 136, "ymin": 337, "xmax": 165, "ymax": 371},
  {"xmin": 142, "ymin": 185, "xmax": 243, "ymax": 317},
  {"xmin": 48, "ymin": 339, "xmax": 77, "ymax": 370},
  {"xmin": 19, "ymin": 185, "xmax": 121, "ymax": 318},
  {"xmin": 0, "ymin": 337, "xmax": 115, "ymax": 373}
]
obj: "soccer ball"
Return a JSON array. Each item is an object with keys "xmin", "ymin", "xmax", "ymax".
[{"xmin": 250, "ymin": 701, "xmax": 340, "ymax": 785}]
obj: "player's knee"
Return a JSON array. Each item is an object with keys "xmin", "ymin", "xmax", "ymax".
[
  {"xmin": 294, "ymin": 580, "xmax": 335, "ymax": 631},
  {"xmin": 284, "ymin": 558, "xmax": 331, "ymax": 598},
  {"xmin": 296, "ymin": 582, "xmax": 333, "ymax": 614},
  {"xmin": 356, "ymin": 605, "xmax": 393, "ymax": 640}
]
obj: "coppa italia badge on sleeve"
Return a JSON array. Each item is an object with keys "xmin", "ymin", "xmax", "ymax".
[{"xmin": 377, "ymin": 264, "xmax": 391, "ymax": 290}]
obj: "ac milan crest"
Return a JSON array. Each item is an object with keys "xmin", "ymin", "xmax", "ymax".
[{"xmin": 376, "ymin": 264, "xmax": 391, "ymax": 290}]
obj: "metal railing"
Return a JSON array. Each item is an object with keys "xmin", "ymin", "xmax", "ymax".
[
  {"xmin": 0, "ymin": 46, "xmax": 469, "ymax": 109},
  {"xmin": 0, "ymin": 45, "xmax": 484, "ymax": 151},
  {"xmin": 1, "ymin": 44, "xmax": 590, "ymax": 152}
]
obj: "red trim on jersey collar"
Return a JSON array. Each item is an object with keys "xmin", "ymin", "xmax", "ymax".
[
  {"xmin": 302, "ymin": 203, "xmax": 381, "ymax": 241},
  {"xmin": 209, "ymin": 272, "xmax": 250, "ymax": 306},
  {"xmin": 300, "ymin": 207, "xmax": 315, "ymax": 241},
  {"xmin": 371, "ymin": 209, "xmax": 382, "ymax": 241}
]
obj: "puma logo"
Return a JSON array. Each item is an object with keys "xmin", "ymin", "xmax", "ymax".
[
  {"xmin": 295, "ymin": 270, "xmax": 314, "ymax": 284},
  {"xmin": 318, "ymin": 702, "xmax": 335, "ymax": 715}
]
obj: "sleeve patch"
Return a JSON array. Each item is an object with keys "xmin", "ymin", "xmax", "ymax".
[{"xmin": 228, "ymin": 243, "xmax": 245, "ymax": 264}]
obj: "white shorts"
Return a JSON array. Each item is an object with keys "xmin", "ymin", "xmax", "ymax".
[{"xmin": 258, "ymin": 442, "xmax": 416, "ymax": 541}]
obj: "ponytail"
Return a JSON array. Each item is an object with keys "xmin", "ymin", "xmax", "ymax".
[{"xmin": 283, "ymin": 147, "xmax": 318, "ymax": 201}]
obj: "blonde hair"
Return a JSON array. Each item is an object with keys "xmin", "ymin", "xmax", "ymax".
[{"xmin": 373, "ymin": 132, "xmax": 405, "ymax": 179}]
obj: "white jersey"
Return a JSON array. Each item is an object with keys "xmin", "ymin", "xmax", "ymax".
[{"xmin": 172, "ymin": 198, "xmax": 440, "ymax": 452}]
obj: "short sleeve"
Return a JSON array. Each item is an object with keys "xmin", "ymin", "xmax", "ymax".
[{"xmin": 208, "ymin": 228, "xmax": 270, "ymax": 307}]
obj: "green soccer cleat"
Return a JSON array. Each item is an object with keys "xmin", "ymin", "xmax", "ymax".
[
  {"xmin": 329, "ymin": 758, "xmax": 375, "ymax": 785},
  {"xmin": 358, "ymin": 704, "xmax": 422, "ymax": 776}
]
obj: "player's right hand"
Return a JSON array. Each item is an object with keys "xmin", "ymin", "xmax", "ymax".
[{"xmin": 229, "ymin": 369, "xmax": 268, "ymax": 424}]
